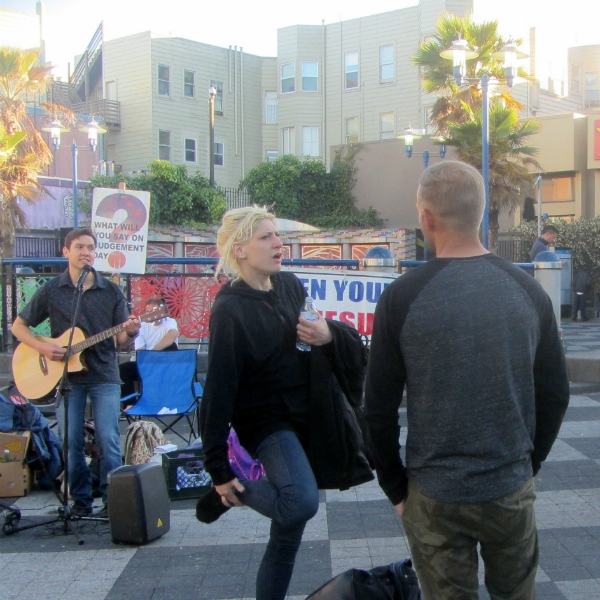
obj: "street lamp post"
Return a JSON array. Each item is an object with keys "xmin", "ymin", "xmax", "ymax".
[
  {"xmin": 440, "ymin": 38, "xmax": 527, "ymax": 249},
  {"xmin": 208, "ymin": 86, "xmax": 216, "ymax": 188},
  {"xmin": 43, "ymin": 118, "xmax": 107, "ymax": 228},
  {"xmin": 398, "ymin": 126, "xmax": 447, "ymax": 168}
]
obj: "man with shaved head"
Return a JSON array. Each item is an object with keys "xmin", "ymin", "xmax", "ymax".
[{"xmin": 365, "ymin": 161, "xmax": 569, "ymax": 600}]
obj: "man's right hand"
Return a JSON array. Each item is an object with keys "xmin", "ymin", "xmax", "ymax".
[{"xmin": 39, "ymin": 342, "xmax": 67, "ymax": 361}]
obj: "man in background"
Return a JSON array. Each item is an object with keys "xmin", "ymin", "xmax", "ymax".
[
  {"xmin": 120, "ymin": 297, "xmax": 179, "ymax": 402},
  {"xmin": 572, "ymin": 270, "xmax": 593, "ymax": 322},
  {"xmin": 530, "ymin": 225, "xmax": 559, "ymax": 261},
  {"xmin": 365, "ymin": 161, "xmax": 569, "ymax": 599}
]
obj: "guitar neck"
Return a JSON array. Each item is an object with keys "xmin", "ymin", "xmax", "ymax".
[{"xmin": 70, "ymin": 324, "xmax": 126, "ymax": 354}]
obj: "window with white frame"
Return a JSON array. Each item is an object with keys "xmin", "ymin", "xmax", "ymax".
[
  {"xmin": 265, "ymin": 91, "xmax": 278, "ymax": 123},
  {"xmin": 424, "ymin": 106, "xmax": 434, "ymax": 134},
  {"xmin": 158, "ymin": 65, "xmax": 170, "ymax": 96},
  {"xmin": 214, "ymin": 142, "xmax": 224, "ymax": 166},
  {"xmin": 265, "ymin": 150, "xmax": 278, "ymax": 162},
  {"xmin": 302, "ymin": 62, "xmax": 318, "ymax": 91},
  {"xmin": 345, "ymin": 117, "xmax": 359, "ymax": 143},
  {"xmin": 210, "ymin": 81, "xmax": 223, "ymax": 114},
  {"xmin": 345, "ymin": 52, "xmax": 359, "ymax": 90},
  {"xmin": 281, "ymin": 63, "xmax": 295, "ymax": 93},
  {"xmin": 184, "ymin": 70, "xmax": 195, "ymax": 98},
  {"xmin": 184, "ymin": 138, "xmax": 196, "ymax": 162},
  {"xmin": 585, "ymin": 72, "xmax": 599, "ymax": 107},
  {"xmin": 159, "ymin": 130, "xmax": 171, "ymax": 160},
  {"xmin": 380, "ymin": 113, "xmax": 395, "ymax": 139},
  {"xmin": 281, "ymin": 127, "xmax": 295, "ymax": 155},
  {"xmin": 302, "ymin": 126, "xmax": 319, "ymax": 156},
  {"xmin": 380, "ymin": 45, "xmax": 394, "ymax": 82}
]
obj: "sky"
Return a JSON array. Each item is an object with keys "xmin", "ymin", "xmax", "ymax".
[{"xmin": 3, "ymin": 0, "xmax": 598, "ymax": 82}]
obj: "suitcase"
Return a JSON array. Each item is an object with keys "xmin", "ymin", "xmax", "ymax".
[{"xmin": 107, "ymin": 462, "xmax": 170, "ymax": 544}]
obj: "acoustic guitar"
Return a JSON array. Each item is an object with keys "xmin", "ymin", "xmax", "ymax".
[{"xmin": 12, "ymin": 306, "xmax": 167, "ymax": 400}]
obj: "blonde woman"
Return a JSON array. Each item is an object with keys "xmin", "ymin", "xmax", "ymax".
[{"xmin": 198, "ymin": 206, "xmax": 372, "ymax": 600}]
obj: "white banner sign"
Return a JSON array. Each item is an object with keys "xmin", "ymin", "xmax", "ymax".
[
  {"xmin": 288, "ymin": 267, "xmax": 399, "ymax": 337},
  {"xmin": 91, "ymin": 187, "xmax": 151, "ymax": 274}
]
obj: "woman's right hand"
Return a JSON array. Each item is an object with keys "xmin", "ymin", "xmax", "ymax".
[{"xmin": 215, "ymin": 478, "xmax": 245, "ymax": 507}]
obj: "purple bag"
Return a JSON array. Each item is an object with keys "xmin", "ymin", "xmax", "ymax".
[{"xmin": 227, "ymin": 430, "xmax": 265, "ymax": 481}]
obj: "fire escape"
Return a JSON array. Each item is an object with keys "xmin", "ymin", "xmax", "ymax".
[{"xmin": 49, "ymin": 22, "xmax": 120, "ymax": 130}]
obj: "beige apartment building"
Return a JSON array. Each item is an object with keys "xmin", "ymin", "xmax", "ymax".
[
  {"xmin": 7, "ymin": 0, "xmax": 600, "ymax": 230},
  {"xmin": 98, "ymin": 32, "xmax": 275, "ymax": 189},
  {"xmin": 58, "ymin": 0, "xmax": 475, "ymax": 186}
]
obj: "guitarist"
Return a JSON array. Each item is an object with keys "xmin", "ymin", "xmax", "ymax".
[{"xmin": 11, "ymin": 228, "xmax": 141, "ymax": 518}]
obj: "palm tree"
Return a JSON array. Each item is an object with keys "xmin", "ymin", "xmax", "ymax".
[
  {"xmin": 413, "ymin": 13, "xmax": 527, "ymax": 136},
  {"xmin": 0, "ymin": 47, "xmax": 72, "ymax": 257},
  {"xmin": 442, "ymin": 105, "xmax": 541, "ymax": 251}
]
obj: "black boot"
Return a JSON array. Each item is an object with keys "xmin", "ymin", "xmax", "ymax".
[{"xmin": 195, "ymin": 488, "xmax": 230, "ymax": 524}]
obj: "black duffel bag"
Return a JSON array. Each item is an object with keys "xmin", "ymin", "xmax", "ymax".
[{"xmin": 307, "ymin": 559, "xmax": 422, "ymax": 600}]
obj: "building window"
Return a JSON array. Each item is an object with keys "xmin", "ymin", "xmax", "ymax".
[
  {"xmin": 265, "ymin": 91, "xmax": 278, "ymax": 124},
  {"xmin": 184, "ymin": 70, "xmax": 194, "ymax": 98},
  {"xmin": 302, "ymin": 126, "xmax": 319, "ymax": 156},
  {"xmin": 105, "ymin": 80, "xmax": 116, "ymax": 101},
  {"xmin": 265, "ymin": 150, "xmax": 278, "ymax": 162},
  {"xmin": 345, "ymin": 52, "xmax": 359, "ymax": 90},
  {"xmin": 281, "ymin": 63, "xmax": 295, "ymax": 94},
  {"xmin": 184, "ymin": 138, "xmax": 196, "ymax": 162},
  {"xmin": 159, "ymin": 130, "xmax": 171, "ymax": 160},
  {"xmin": 302, "ymin": 61, "xmax": 318, "ymax": 91},
  {"xmin": 281, "ymin": 127, "xmax": 295, "ymax": 155},
  {"xmin": 158, "ymin": 65, "xmax": 170, "ymax": 96},
  {"xmin": 214, "ymin": 142, "xmax": 224, "ymax": 166},
  {"xmin": 570, "ymin": 64, "xmax": 581, "ymax": 95},
  {"xmin": 345, "ymin": 117, "xmax": 359, "ymax": 144},
  {"xmin": 380, "ymin": 45, "xmax": 394, "ymax": 82},
  {"xmin": 380, "ymin": 112, "xmax": 395, "ymax": 140},
  {"xmin": 424, "ymin": 106, "xmax": 434, "ymax": 133},
  {"xmin": 210, "ymin": 81, "xmax": 223, "ymax": 114},
  {"xmin": 542, "ymin": 176, "xmax": 574, "ymax": 202},
  {"xmin": 585, "ymin": 72, "xmax": 599, "ymax": 108}
]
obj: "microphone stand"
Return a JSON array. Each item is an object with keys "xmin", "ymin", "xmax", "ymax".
[{"xmin": 4, "ymin": 267, "xmax": 108, "ymax": 543}]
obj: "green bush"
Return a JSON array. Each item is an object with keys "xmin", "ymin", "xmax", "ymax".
[
  {"xmin": 83, "ymin": 160, "xmax": 227, "ymax": 227},
  {"xmin": 241, "ymin": 146, "xmax": 382, "ymax": 229}
]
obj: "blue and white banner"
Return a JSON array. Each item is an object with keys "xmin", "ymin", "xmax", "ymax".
[{"xmin": 288, "ymin": 267, "xmax": 399, "ymax": 337}]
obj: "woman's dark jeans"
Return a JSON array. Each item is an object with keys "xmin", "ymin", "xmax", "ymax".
[{"xmin": 240, "ymin": 429, "xmax": 319, "ymax": 600}]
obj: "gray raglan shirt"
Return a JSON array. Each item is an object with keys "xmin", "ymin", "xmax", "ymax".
[{"xmin": 365, "ymin": 253, "xmax": 569, "ymax": 505}]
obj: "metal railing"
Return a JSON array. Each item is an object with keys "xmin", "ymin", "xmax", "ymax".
[
  {"xmin": 1, "ymin": 257, "xmax": 361, "ymax": 353},
  {"xmin": 220, "ymin": 187, "xmax": 252, "ymax": 210},
  {"xmin": 70, "ymin": 100, "xmax": 120, "ymax": 129},
  {"xmin": 70, "ymin": 23, "xmax": 103, "ymax": 92}
]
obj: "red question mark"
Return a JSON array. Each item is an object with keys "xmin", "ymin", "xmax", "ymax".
[{"xmin": 95, "ymin": 192, "xmax": 147, "ymax": 269}]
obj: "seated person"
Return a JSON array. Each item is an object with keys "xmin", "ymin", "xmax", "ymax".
[{"xmin": 120, "ymin": 298, "xmax": 179, "ymax": 404}]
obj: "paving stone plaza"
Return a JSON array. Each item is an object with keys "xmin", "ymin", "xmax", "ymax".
[{"xmin": 1, "ymin": 320, "xmax": 599, "ymax": 599}]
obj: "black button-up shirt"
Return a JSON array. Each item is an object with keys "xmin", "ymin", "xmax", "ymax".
[{"xmin": 19, "ymin": 268, "xmax": 129, "ymax": 385}]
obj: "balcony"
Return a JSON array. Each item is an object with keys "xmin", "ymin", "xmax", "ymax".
[{"xmin": 70, "ymin": 99, "xmax": 120, "ymax": 130}]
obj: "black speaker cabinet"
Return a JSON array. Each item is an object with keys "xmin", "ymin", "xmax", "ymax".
[{"xmin": 107, "ymin": 463, "xmax": 170, "ymax": 545}]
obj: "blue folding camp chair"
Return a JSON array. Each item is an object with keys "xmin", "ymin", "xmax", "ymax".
[{"xmin": 122, "ymin": 350, "xmax": 202, "ymax": 443}]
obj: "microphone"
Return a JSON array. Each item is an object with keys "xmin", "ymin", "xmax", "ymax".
[{"xmin": 76, "ymin": 264, "xmax": 93, "ymax": 289}]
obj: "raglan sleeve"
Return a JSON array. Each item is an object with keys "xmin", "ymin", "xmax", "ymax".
[
  {"xmin": 531, "ymin": 294, "xmax": 570, "ymax": 475},
  {"xmin": 364, "ymin": 284, "xmax": 408, "ymax": 505}
]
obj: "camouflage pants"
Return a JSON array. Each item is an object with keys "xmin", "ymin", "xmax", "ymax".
[{"xmin": 401, "ymin": 479, "xmax": 538, "ymax": 600}]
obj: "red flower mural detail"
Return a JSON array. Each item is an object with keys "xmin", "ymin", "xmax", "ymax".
[{"xmin": 130, "ymin": 275, "xmax": 225, "ymax": 339}]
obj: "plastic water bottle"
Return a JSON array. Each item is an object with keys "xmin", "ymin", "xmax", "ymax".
[{"xmin": 296, "ymin": 296, "xmax": 319, "ymax": 352}]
